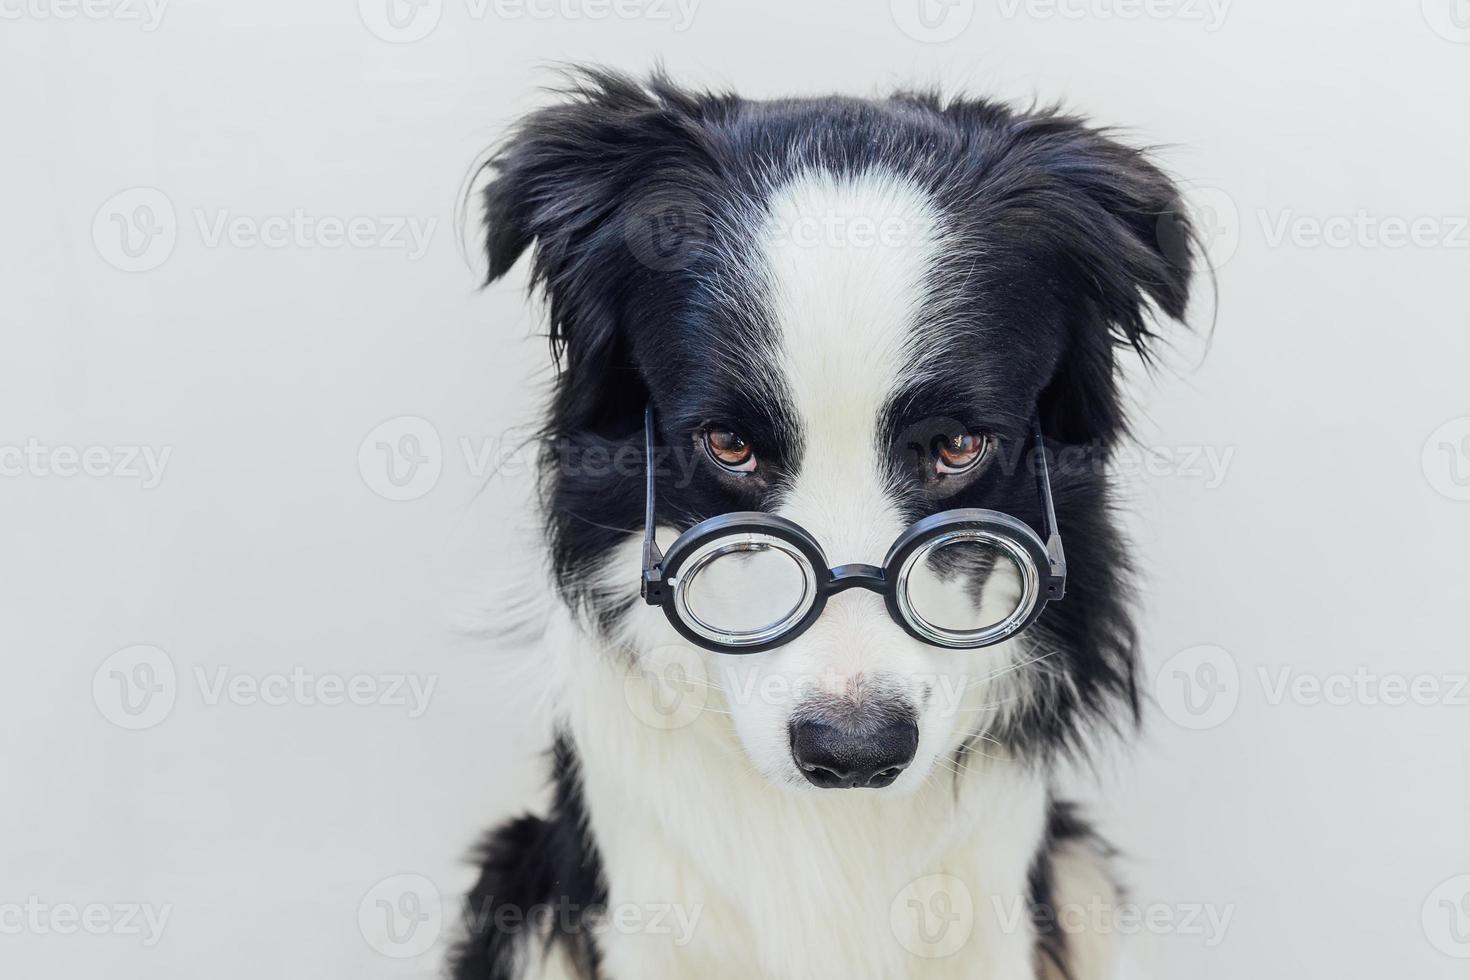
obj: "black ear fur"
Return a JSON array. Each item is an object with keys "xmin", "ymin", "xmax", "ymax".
[
  {"xmin": 968, "ymin": 110, "xmax": 1198, "ymax": 447},
  {"xmin": 479, "ymin": 68, "xmax": 731, "ymax": 433}
]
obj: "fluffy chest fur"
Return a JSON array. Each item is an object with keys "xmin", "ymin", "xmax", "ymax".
[{"xmin": 558, "ymin": 618, "xmax": 1051, "ymax": 980}]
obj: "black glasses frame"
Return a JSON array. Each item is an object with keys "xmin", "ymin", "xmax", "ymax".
[{"xmin": 639, "ymin": 404, "xmax": 1066, "ymax": 654}]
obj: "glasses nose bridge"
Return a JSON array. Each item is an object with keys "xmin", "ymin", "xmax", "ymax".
[{"xmin": 827, "ymin": 562, "xmax": 887, "ymax": 596}]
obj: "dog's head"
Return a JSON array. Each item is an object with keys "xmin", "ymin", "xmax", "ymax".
[{"xmin": 482, "ymin": 69, "xmax": 1196, "ymax": 791}]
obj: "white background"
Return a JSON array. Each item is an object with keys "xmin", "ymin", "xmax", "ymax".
[{"xmin": 3, "ymin": 1, "xmax": 1469, "ymax": 977}]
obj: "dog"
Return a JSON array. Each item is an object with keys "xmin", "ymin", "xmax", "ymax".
[{"xmin": 451, "ymin": 68, "xmax": 1198, "ymax": 980}]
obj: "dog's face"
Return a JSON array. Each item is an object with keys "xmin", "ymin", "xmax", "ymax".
[{"xmin": 482, "ymin": 71, "xmax": 1195, "ymax": 790}]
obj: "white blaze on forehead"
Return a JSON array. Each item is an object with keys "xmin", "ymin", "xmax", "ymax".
[{"xmin": 753, "ymin": 169, "xmax": 947, "ymax": 565}]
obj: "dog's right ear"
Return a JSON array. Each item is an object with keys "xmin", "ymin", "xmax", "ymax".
[
  {"xmin": 483, "ymin": 70, "xmax": 662, "ymax": 285},
  {"xmin": 480, "ymin": 69, "xmax": 722, "ymax": 426}
]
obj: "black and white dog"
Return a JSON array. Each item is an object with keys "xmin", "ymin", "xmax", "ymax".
[{"xmin": 453, "ymin": 69, "xmax": 1197, "ymax": 980}]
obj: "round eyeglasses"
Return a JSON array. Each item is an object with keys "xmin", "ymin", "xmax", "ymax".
[{"xmin": 639, "ymin": 405, "xmax": 1067, "ymax": 654}]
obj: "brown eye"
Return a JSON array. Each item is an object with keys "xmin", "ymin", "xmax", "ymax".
[
  {"xmin": 704, "ymin": 427, "xmax": 756, "ymax": 472},
  {"xmin": 934, "ymin": 432, "xmax": 989, "ymax": 475}
]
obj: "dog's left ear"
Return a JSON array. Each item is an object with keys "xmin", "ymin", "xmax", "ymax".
[{"xmin": 972, "ymin": 112, "xmax": 1198, "ymax": 447}]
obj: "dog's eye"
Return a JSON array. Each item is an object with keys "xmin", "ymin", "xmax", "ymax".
[
  {"xmin": 704, "ymin": 427, "xmax": 756, "ymax": 472},
  {"xmin": 933, "ymin": 432, "xmax": 989, "ymax": 475}
]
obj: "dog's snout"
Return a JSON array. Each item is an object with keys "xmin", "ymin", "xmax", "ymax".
[{"xmin": 790, "ymin": 715, "xmax": 918, "ymax": 789}]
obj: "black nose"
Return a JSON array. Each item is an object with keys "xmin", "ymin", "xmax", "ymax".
[{"xmin": 790, "ymin": 717, "xmax": 919, "ymax": 789}]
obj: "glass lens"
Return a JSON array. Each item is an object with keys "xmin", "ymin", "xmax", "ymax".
[
  {"xmin": 902, "ymin": 534, "xmax": 1032, "ymax": 637},
  {"xmin": 678, "ymin": 536, "xmax": 814, "ymax": 641}
]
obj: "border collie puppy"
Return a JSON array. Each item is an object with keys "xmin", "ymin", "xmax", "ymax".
[{"xmin": 453, "ymin": 68, "xmax": 1197, "ymax": 980}]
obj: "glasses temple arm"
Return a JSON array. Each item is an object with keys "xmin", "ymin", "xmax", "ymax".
[
  {"xmin": 641, "ymin": 404, "xmax": 664, "ymax": 595},
  {"xmin": 1031, "ymin": 418, "xmax": 1067, "ymax": 589}
]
